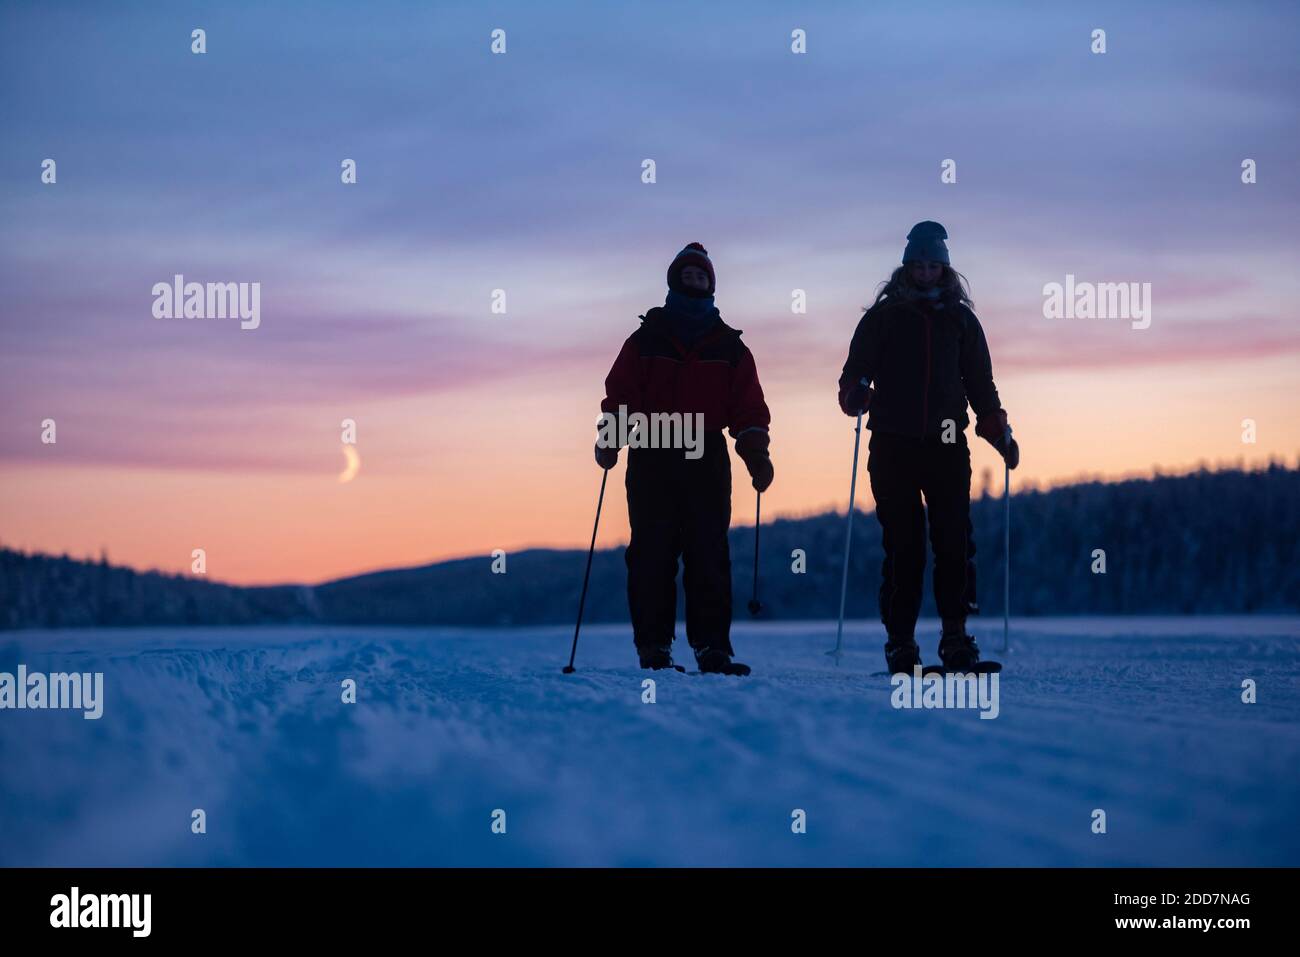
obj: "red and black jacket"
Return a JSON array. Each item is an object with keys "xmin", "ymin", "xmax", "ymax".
[
  {"xmin": 601, "ymin": 307, "xmax": 770, "ymax": 442},
  {"xmin": 839, "ymin": 295, "xmax": 1002, "ymax": 439}
]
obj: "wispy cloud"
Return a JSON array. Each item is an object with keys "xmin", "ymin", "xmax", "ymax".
[{"xmin": 2, "ymin": 0, "xmax": 1297, "ymax": 577}]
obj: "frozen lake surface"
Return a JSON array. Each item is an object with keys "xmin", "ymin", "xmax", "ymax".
[{"xmin": 1, "ymin": 617, "xmax": 1297, "ymax": 866}]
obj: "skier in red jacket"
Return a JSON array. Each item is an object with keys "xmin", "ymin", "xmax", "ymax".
[{"xmin": 597, "ymin": 243, "xmax": 772, "ymax": 675}]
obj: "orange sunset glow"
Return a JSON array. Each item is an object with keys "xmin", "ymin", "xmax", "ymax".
[{"xmin": 3, "ymin": 342, "xmax": 1295, "ymax": 585}]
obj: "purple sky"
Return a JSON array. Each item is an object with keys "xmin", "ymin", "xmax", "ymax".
[{"xmin": 1, "ymin": 0, "xmax": 1297, "ymax": 580}]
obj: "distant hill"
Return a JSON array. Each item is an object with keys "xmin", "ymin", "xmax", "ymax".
[{"xmin": 2, "ymin": 465, "xmax": 1297, "ymax": 629}]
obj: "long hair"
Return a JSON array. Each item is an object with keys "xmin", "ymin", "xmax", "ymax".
[{"xmin": 870, "ymin": 265, "xmax": 973, "ymax": 309}]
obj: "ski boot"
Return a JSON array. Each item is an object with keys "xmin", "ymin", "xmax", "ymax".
[
  {"xmin": 883, "ymin": 635, "xmax": 922, "ymax": 675},
  {"xmin": 938, "ymin": 626, "xmax": 1001, "ymax": 674},
  {"xmin": 695, "ymin": 646, "xmax": 751, "ymax": 676},
  {"xmin": 638, "ymin": 645, "xmax": 684, "ymax": 672}
]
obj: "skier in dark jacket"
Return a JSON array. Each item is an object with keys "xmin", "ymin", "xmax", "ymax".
[
  {"xmin": 597, "ymin": 243, "xmax": 773, "ymax": 675},
  {"xmin": 838, "ymin": 222, "xmax": 1019, "ymax": 674}
]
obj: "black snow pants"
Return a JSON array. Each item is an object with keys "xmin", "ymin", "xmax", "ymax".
[
  {"xmin": 624, "ymin": 430, "xmax": 733, "ymax": 655},
  {"xmin": 867, "ymin": 430, "xmax": 974, "ymax": 639}
]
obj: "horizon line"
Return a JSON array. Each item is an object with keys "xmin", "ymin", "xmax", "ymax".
[{"xmin": 4, "ymin": 455, "xmax": 1294, "ymax": 590}]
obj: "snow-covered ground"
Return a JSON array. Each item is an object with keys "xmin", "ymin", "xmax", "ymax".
[{"xmin": 1, "ymin": 617, "xmax": 1297, "ymax": 867}]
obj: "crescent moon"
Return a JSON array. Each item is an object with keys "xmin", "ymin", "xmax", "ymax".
[{"xmin": 338, "ymin": 444, "xmax": 360, "ymax": 483}]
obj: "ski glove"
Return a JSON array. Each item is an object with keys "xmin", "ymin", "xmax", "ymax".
[
  {"xmin": 735, "ymin": 430, "xmax": 774, "ymax": 493},
  {"xmin": 745, "ymin": 455, "xmax": 774, "ymax": 493},
  {"xmin": 838, "ymin": 379, "xmax": 873, "ymax": 417},
  {"xmin": 975, "ymin": 411, "xmax": 1020, "ymax": 470},
  {"xmin": 594, "ymin": 442, "xmax": 619, "ymax": 470}
]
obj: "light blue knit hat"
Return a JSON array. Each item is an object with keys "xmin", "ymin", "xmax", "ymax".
[{"xmin": 902, "ymin": 221, "xmax": 950, "ymax": 265}]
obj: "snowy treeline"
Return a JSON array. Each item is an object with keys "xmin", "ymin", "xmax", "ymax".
[
  {"xmin": 0, "ymin": 553, "xmax": 315, "ymax": 629},
  {"xmin": 747, "ymin": 461, "xmax": 1300, "ymax": 621},
  {"xmin": 1, "ymin": 464, "xmax": 1296, "ymax": 629}
]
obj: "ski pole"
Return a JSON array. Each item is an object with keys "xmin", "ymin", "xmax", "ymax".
[
  {"xmin": 1000, "ymin": 426, "xmax": 1012, "ymax": 653},
  {"xmin": 563, "ymin": 469, "xmax": 608, "ymax": 674},
  {"xmin": 747, "ymin": 492, "xmax": 763, "ymax": 616},
  {"xmin": 829, "ymin": 381, "xmax": 868, "ymax": 663}
]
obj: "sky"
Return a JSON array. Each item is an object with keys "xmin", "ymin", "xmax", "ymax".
[{"xmin": 1, "ymin": 0, "xmax": 1298, "ymax": 585}]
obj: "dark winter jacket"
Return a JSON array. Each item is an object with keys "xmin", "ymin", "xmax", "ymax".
[
  {"xmin": 839, "ymin": 294, "xmax": 1002, "ymax": 439},
  {"xmin": 602, "ymin": 307, "xmax": 770, "ymax": 439}
]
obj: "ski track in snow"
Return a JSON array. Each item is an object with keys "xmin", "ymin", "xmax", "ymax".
[{"xmin": 1, "ymin": 618, "xmax": 1297, "ymax": 866}]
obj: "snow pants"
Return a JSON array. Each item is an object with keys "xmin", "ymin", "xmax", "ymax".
[
  {"xmin": 624, "ymin": 430, "xmax": 734, "ymax": 655},
  {"xmin": 867, "ymin": 430, "xmax": 974, "ymax": 638}
]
